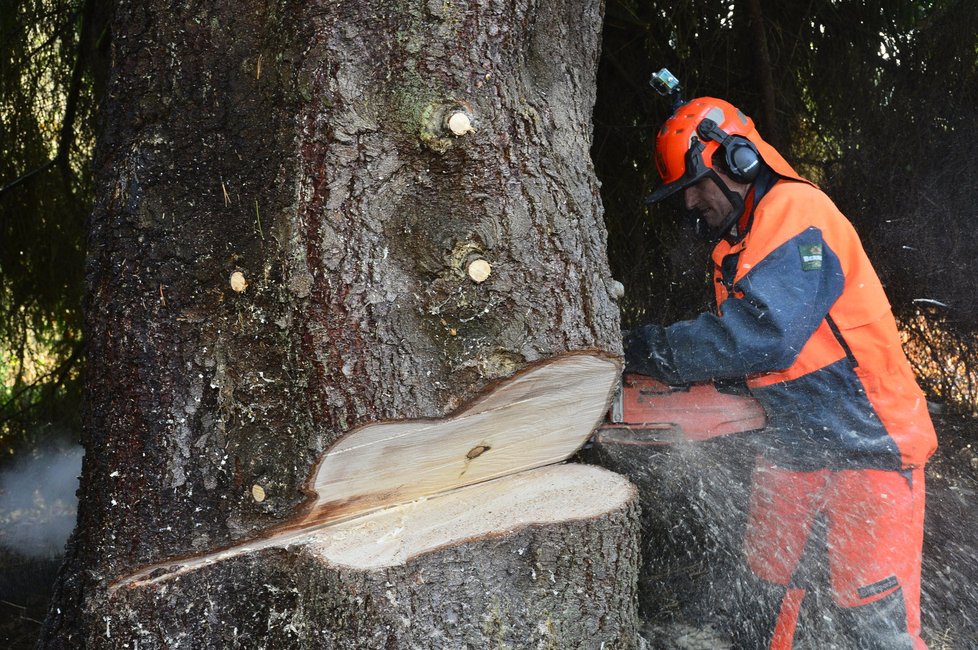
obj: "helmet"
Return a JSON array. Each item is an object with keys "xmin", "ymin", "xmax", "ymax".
[{"xmin": 647, "ymin": 97, "xmax": 803, "ymax": 204}]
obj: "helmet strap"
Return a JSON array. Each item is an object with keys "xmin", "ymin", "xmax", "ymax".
[{"xmin": 693, "ymin": 170, "xmax": 746, "ymax": 243}]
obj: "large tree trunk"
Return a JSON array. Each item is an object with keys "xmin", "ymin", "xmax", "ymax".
[{"xmin": 42, "ymin": 0, "xmax": 630, "ymax": 646}]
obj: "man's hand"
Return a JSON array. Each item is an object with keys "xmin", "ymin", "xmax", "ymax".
[{"xmin": 622, "ymin": 324, "xmax": 683, "ymax": 385}]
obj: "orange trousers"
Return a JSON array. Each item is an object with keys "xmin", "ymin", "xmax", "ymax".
[{"xmin": 744, "ymin": 463, "xmax": 927, "ymax": 649}]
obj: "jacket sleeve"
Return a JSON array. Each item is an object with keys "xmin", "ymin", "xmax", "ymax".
[
  {"xmin": 623, "ymin": 324, "xmax": 681, "ymax": 383},
  {"xmin": 662, "ymin": 226, "xmax": 845, "ymax": 383}
]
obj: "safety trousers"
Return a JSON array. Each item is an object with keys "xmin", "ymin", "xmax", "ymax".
[{"xmin": 743, "ymin": 462, "xmax": 927, "ymax": 649}]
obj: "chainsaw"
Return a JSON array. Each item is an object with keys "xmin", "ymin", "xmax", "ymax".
[{"xmin": 595, "ymin": 373, "xmax": 767, "ymax": 445}]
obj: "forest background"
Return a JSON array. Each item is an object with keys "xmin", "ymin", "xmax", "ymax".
[{"xmin": 1, "ymin": 0, "xmax": 977, "ymax": 646}]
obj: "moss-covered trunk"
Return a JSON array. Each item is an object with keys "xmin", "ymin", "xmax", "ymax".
[{"xmin": 41, "ymin": 0, "xmax": 624, "ymax": 646}]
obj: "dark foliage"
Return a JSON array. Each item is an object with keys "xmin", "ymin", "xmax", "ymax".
[
  {"xmin": 0, "ymin": 0, "xmax": 110, "ymax": 456},
  {"xmin": 0, "ymin": 549, "xmax": 61, "ymax": 649}
]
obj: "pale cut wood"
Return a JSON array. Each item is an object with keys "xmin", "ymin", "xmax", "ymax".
[
  {"xmin": 467, "ymin": 258, "xmax": 492, "ymax": 282},
  {"xmin": 114, "ymin": 463, "xmax": 634, "ymax": 590},
  {"xmin": 300, "ymin": 351, "xmax": 620, "ymax": 526},
  {"xmin": 308, "ymin": 463, "xmax": 634, "ymax": 569}
]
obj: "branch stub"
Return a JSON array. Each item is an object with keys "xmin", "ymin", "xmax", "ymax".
[
  {"xmin": 230, "ymin": 271, "xmax": 248, "ymax": 293},
  {"xmin": 467, "ymin": 259, "xmax": 491, "ymax": 283},
  {"xmin": 447, "ymin": 111, "xmax": 474, "ymax": 136}
]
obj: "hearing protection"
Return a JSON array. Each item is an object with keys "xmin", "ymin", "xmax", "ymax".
[{"xmin": 696, "ymin": 118, "xmax": 762, "ymax": 184}]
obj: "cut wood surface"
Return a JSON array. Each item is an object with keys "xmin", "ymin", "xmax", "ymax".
[
  {"xmin": 105, "ymin": 353, "xmax": 639, "ymax": 647},
  {"xmin": 301, "ymin": 351, "xmax": 620, "ymax": 526},
  {"xmin": 113, "ymin": 352, "xmax": 621, "ymax": 591},
  {"xmin": 115, "ymin": 463, "xmax": 634, "ymax": 589},
  {"xmin": 308, "ymin": 463, "xmax": 634, "ymax": 569}
]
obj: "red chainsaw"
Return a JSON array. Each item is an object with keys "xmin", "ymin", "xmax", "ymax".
[{"xmin": 596, "ymin": 373, "xmax": 767, "ymax": 445}]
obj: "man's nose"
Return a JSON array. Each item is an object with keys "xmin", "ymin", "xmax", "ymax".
[{"xmin": 683, "ymin": 188, "xmax": 696, "ymax": 210}]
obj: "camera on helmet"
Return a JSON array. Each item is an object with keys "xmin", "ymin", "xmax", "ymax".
[
  {"xmin": 649, "ymin": 68, "xmax": 679, "ymax": 95},
  {"xmin": 649, "ymin": 67, "xmax": 683, "ymax": 109}
]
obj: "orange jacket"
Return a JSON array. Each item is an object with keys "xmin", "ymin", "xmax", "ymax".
[{"xmin": 660, "ymin": 175, "xmax": 937, "ymax": 470}]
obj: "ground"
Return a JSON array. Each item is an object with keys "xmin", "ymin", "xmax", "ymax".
[
  {"xmin": 918, "ymin": 411, "xmax": 978, "ymax": 649},
  {"xmin": 2, "ymin": 412, "xmax": 977, "ymax": 648}
]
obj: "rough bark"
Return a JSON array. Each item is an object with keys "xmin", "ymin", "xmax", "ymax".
[{"xmin": 42, "ymin": 0, "xmax": 623, "ymax": 646}]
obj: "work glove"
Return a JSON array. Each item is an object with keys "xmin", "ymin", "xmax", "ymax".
[{"xmin": 622, "ymin": 324, "xmax": 684, "ymax": 385}]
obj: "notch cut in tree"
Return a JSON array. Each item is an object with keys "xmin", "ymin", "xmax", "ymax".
[{"xmin": 105, "ymin": 353, "xmax": 641, "ymax": 648}]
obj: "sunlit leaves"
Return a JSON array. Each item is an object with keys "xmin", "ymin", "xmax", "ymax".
[{"xmin": 0, "ymin": 0, "xmax": 101, "ymax": 454}]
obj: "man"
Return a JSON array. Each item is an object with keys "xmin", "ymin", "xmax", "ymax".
[{"xmin": 625, "ymin": 96, "xmax": 937, "ymax": 649}]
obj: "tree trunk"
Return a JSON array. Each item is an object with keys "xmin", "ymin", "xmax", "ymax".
[{"xmin": 42, "ymin": 0, "xmax": 629, "ymax": 646}]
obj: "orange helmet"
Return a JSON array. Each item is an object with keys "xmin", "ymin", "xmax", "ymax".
[{"xmin": 647, "ymin": 97, "xmax": 803, "ymax": 204}]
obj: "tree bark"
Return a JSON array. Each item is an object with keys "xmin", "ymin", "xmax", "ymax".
[{"xmin": 42, "ymin": 0, "xmax": 626, "ymax": 646}]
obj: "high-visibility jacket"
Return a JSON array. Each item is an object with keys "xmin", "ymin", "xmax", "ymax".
[{"xmin": 662, "ymin": 175, "xmax": 937, "ymax": 471}]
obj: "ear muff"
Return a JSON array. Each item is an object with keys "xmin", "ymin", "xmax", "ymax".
[
  {"xmin": 696, "ymin": 118, "xmax": 761, "ymax": 183},
  {"xmin": 723, "ymin": 137, "xmax": 761, "ymax": 183}
]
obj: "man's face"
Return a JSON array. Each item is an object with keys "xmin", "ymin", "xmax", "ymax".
[{"xmin": 683, "ymin": 173, "xmax": 739, "ymax": 229}]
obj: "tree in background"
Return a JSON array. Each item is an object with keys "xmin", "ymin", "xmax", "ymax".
[{"xmin": 0, "ymin": 0, "xmax": 109, "ymax": 456}]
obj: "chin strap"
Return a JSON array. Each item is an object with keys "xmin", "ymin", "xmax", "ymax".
[{"xmin": 693, "ymin": 170, "xmax": 746, "ymax": 243}]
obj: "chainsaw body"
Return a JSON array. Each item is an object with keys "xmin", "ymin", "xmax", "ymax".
[{"xmin": 597, "ymin": 373, "xmax": 767, "ymax": 445}]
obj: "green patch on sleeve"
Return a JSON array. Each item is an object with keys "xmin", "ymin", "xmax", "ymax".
[{"xmin": 799, "ymin": 243, "xmax": 823, "ymax": 271}]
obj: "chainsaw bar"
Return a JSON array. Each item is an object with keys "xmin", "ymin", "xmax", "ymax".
[{"xmin": 595, "ymin": 424, "xmax": 684, "ymax": 446}]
